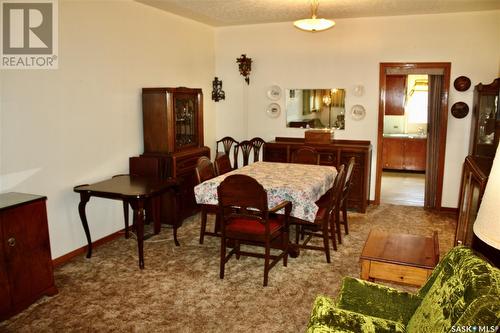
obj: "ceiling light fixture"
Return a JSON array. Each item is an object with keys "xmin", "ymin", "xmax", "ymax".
[{"xmin": 294, "ymin": 0, "xmax": 335, "ymax": 32}]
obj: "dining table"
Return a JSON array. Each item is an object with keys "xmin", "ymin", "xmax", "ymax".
[{"xmin": 194, "ymin": 161, "xmax": 338, "ymax": 223}]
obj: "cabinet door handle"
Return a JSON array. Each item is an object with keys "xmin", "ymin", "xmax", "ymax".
[{"xmin": 7, "ymin": 237, "xmax": 16, "ymax": 247}]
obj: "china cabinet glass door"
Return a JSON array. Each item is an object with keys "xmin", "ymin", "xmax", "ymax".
[{"xmin": 174, "ymin": 94, "xmax": 198, "ymax": 150}]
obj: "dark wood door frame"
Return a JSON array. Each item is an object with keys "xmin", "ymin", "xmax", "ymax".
[{"xmin": 375, "ymin": 62, "xmax": 451, "ymax": 208}]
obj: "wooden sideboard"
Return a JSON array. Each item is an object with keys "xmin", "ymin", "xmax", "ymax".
[{"xmin": 263, "ymin": 137, "xmax": 372, "ymax": 213}]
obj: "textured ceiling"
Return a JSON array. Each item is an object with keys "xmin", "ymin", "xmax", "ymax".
[{"xmin": 136, "ymin": 0, "xmax": 500, "ymax": 26}]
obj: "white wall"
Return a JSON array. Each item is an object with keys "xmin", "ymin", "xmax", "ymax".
[
  {"xmin": 0, "ymin": 0, "xmax": 215, "ymax": 258},
  {"xmin": 214, "ymin": 10, "xmax": 500, "ymax": 208}
]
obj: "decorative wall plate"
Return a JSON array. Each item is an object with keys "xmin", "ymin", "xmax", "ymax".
[
  {"xmin": 267, "ymin": 85, "xmax": 282, "ymax": 100},
  {"xmin": 453, "ymin": 76, "xmax": 471, "ymax": 92},
  {"xmin": 352, "ymin": 85, "xmax": 365, "ymax": 97},
  {"xmin": 451, "ymin": 102, "xmax": 469, "ymax": 119},
  {"xmin": 266, "ymin": 103, "xmax": 281, "ymax": 118},
  {"xmin": 351, "ymin": 104, "xmax": 366, "ymax": 120}
]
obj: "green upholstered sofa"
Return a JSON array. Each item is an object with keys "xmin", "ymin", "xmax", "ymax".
[{"xmin": 307, "ymin": 247, "xmax": 500, "ymax": 333}]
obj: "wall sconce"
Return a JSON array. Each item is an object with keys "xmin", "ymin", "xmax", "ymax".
[
  {"xmin": 212, "ymin": 77, "xmax": 225, "ymax": 102},
  {"xmin": 236, "ymin": 54, "xmax": 252, "ymax": 85}
]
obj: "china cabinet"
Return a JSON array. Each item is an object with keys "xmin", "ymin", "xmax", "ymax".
[
  {"xmin": 0, "ymin": 193, "xmax": 57, "ymax": 320},
  {"xmin": 131, "ymin": 87, "xmax": 209, "ymax": 224},
  {"xmin": 455, "ymin": 156, "xmax": 492, "ymax": 246},
  {"xmin": 469, "ymin": 78, "xmax": 499, "ymax": 158}
]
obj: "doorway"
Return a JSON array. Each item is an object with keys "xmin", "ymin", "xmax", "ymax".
[{"xmin": 375, "ymin": 63, "xmax": 451, "ymax": 209}]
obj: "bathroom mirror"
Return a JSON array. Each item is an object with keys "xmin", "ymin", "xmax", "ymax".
[{"xmin": 286, "ymin": 88, "xmax": 346, "ymax": 129}]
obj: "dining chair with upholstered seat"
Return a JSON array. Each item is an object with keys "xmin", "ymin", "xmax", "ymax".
[
  {"xmin": 214, "ymin": 153, "xmax": 233, "ymax": 176},
  {"xmin": 250, "ymin": 137, "xmax": 266, "ymax": 162},
  {"xmin": 233, "ymin": 140, "xmax": 254, "ymax": 168},
  {"xmin": 195, "ymin": 156, "xmax": 219, "ymax": 244},
  {"xmin": 293, "ymin": 164, "xmax": 346, "ymax": 262},
  {"xmin": 217, "ymin": 174, "xmax": 291, "ymax": 287},
  {"xmin": 337, "ymin": 157, "xmax": 355, "ymax": 242},
  {"xmin": 291, "ymin": 147, "xmax": 320, "ymax": 165}
]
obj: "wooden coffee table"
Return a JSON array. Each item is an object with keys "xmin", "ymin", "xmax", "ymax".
[{"xmin": 360, "ymin": 229, "xmax": 439, "ymax": 287}]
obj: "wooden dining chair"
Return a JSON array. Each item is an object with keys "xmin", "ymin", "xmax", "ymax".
[
  {"xmin": 234, "ymin": 140, "xmax": 254, "ymax": 168},
  {"xmin": 214, "ymin": 153, "xmax": 233, "ymax": 176},
  {"xmin": 291, "ymin": 147, "xmax": 320, "ymax": 165},
  {"xmin": 338, "ymin": 157, "xmax": 356, "ymax": 241},
  {"xmin": 195, "ymin": 156, "xmax": 219, "ymax": 244},
  {"xmin": 250, "ymin": 137, "xmax": 266, "ymax": 162},
  {"xmin": 217, "ymin": 174, "xmax": 291, "ymax": 287},
  {"xmin": 216, "ymin": 137, "xmax": 238, "ymax": 163},
  {"xmin": 293, "ymin": 164, "xmax": 345, "ymax": 262}
]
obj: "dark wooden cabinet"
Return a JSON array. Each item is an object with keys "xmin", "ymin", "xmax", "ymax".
[
  {"xmin": 263, "ymin": 137, "xmax": 372, "ymax": 213},
  {"xmin": 469, "ymin": 78, "xmax": 499, "ymax": 158},
  {"xmin": 131, "ymin": 87, "xmax": 210, "ymax": 224},
  {"xmin": 455, "ymin": 156, "xmax": 492, "ymax": 246},
  {"xmin": 382, "ymin": 137, "xmax": 426, "ymax": 171},
  {"xmin": 385, "ymin": 75, "xmax": 407, "ymax": 116},
  {"xmin": 0, "ymin": 193, "xmax": 57, "ymax": 320}
]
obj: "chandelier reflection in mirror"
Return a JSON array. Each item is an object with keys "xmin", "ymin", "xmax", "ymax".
[
  {"xmin": 212, "ymin": 77, "xmax": 225, "ymax": 102},
  {"xmin": 236, "ymin": 54, "xmax": 252, "ymax": 84}
]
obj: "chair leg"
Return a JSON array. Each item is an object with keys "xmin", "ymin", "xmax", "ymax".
[
  {"xmin": 199, "ymin": 208, "xmax": 207, "ymax": 244},
  {"xmin": 335, "ymin": 208, "xmax": 342, "ymax": 244},
  {"xmin": 263, "ymin": 241, "xmax": 270, "ymax": 287},
  {"xmin": 220, "ymin": 236, "xmax": 226, "ymax": 280},
  {"xmin": 295, "ymin": 225, "xmax": 300, "ymax": 244},
  {"xmin": 329, "ymin": 215, "xmax": 337, "ymax": 251},
  {"xmin": 283, "ymin": 230, "xmax": 288, "ymax": 267},
  {"xmin": 342, "ymin": 202, "xmax": 349, "ymax": 235},
  {"xmin": 322, "ymin": 221, "xmax": 331, "ymax": 263},
  {"xmin": 235, "ymin": 241, "xmax": 241, "ymax": 260}
]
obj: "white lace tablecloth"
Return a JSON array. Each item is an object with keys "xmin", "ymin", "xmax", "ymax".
[{"xmin": 194, "ymin": 161, "xmax": 337, "ymax": 222}]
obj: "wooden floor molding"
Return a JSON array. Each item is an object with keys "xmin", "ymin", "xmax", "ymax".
[{"xmin": 52, "ymin": 229, "xmax": 125, "ymax": 268}]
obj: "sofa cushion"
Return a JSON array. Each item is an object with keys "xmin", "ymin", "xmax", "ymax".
[
  {"xmin": 406, "ymin": 247, "xmax": 500, "ymax": 332},
  {"xmin": 336, "ymin": 277, "xmax": 421, "ymax": 324},
  {"xmin": 308, "ymin": 295, "xmax": 407, "ymax": 333}
]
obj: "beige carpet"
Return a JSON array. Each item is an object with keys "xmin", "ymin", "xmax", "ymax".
[{"xmin": 1, "ymin": 204, "xmax": 456, "ymax": 332}]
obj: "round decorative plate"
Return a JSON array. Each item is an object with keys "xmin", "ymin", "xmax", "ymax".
[
  {"xmin": 267, "ymin": 85, "xmax": 282, "ymax": 100},
  {"xmin": 453, "ymin": 76, "xmax": 471, "ymax": 92},
  {"xmin": 352, "ymin": 85, "xmax": 364, "ymax": 97},
  {"xmin": 266, "ymin": 103, "xmax": 281, "ymax": 118},
  {"xmin": 351, "ymin": 104, "xmax": 366, "ymax": 120},
  {"xmin": 451, "ymin": 102, "xmax": 469, "ymax": 119}
]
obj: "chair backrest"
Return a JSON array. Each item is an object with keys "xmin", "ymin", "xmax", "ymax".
[
  {"xmin": 217, "ymin": 174, "xmax": 268, "ymax": 216},
  {"xmin": 234, "ymin": 140, "xmax": 254, "ymax": 168},
  {"xmin": 291, "ymin": 147, "xmax": 320, "ymax": 165},
  {"xmin": 214, "ymin": 153, "xmax": 233, "ymax": 176},
  {"xmin": 343, "ymin": 157, "xmax": 355, "ymax": 192},
  {"xmin": 250, "ymin": 137, "xmax": 266, "ymax": 162},
  {"xmin": 407, "ymin": 247, "xmax": 500, "ymax": 331},
  {"xmin": 195, "ymin": 156, "xmax": 216, "ymax": 184},
  {"xmin": 330, "ymin": 164, "xmax": 346, "ymax": 212},
  {"xmin": 216, "ymin": 136, "xmax": 239, "ymax": 156}
]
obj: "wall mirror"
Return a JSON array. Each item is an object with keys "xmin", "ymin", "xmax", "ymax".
[{"xmin": 286, "ymin": 88, "xmax": 346, "ymax": 129}]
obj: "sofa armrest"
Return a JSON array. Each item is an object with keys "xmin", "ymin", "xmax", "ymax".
[
  {"xmin": 336, "ymin": 277, "xmax": 422, "ymax": 324},
  {"xmin": 308, "ymin": 295, "xmax": 406, "ymax": 333}
]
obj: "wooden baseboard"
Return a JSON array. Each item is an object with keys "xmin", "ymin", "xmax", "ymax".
[
  {"xmin": 52, "ymin": 229, "xmax": 124, "ymax": 268},
  {"xmin": 438, "ymin": 207, "xmax": 458, "ymax": 214}
]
